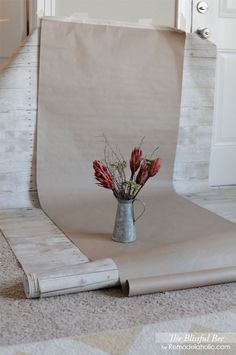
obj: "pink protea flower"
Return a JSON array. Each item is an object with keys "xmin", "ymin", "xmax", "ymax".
[
  {"xmin": 130, "ymin": 148, "xmax": 142, "ymax": 176},
  {"xmin": 136, "ymin": 161, "xmax": 149, "ymax": 186},
  {"xmin": 93, "ymin": 160, "xmax": 115, "ymax": 190},
  {"xmin": 93, "ymin": 138, "xmax": 161, "ymax": 200},
  {"xmin": 148, "ymin": 158, "xmax": 161, "ymax": 177}
]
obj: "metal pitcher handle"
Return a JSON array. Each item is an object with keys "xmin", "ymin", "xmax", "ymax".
[{"xmin": 133, "ymin": 198, "xmax": 146, "ymax": 222}]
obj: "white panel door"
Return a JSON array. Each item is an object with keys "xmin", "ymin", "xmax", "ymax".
[
  {"xmin": 192, "ymin": 0, "xmax": 236, "ymax": 185},
  {"xmin": 53, "ymin": 0, "xmax": 176, "ymax": 27}
]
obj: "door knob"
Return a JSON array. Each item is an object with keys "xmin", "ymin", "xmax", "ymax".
[
  {"xmin": 197, "ymin": 1, "xmax": 208, "ymax": 14},
  {"xmin": 197, "ymin": 27, "xmax": 210, "ymax": 39}
]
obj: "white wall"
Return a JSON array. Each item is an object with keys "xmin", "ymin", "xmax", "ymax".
[
  {"xmin": 0, "ymin": 0, "xmax": 26, "ymax": 60},
  {"xmin": 0, "ymin": 0, "xmax": 37, "ymax": 65},
  {"xmin": 37, "ymin": 0, "xmax": 45, "ymax": 15},
  {"xmin": 54, "ymin": 0, "xmax": 176, "ymax": 27}
]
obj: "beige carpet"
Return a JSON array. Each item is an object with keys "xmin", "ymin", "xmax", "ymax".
[
  {"xmin": 1, "ymin": 229, "xmax": 236, "ymax": 347},
  {"xmin": 1, "ymin": 307, "xmax": 236, "ymax": 354}
]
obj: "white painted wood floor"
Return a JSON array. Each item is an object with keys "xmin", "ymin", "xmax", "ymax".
[{"xmin": 0, "ymin": 31, "xmax": 39, "ymax": 208}]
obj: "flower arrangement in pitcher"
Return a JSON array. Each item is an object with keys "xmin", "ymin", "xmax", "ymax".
[{"xmin": 93, "ymin": 138, "xmax": 161, "ymax": 200}]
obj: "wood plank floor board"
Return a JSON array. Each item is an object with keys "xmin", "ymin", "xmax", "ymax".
[{"xmin": 0, "ymin": 208, "xmax": 89, "ymax": 274}]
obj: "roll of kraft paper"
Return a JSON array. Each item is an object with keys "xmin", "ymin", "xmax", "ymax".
[
  {"xmin": 125, "ymin": 267, "xmax": 236, "ymax": 296},
  {"xmin": 2, "ymin": 18, "xmax": 235, "ymax": 298},
  {"xmin": 36, "ymin": 18, "xmax": 236, "ymax": 296}
]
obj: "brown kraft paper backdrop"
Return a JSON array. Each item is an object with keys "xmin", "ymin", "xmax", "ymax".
[{"xmin": 37, "ymin": 18, "xmax": 236, "ymax": 296}]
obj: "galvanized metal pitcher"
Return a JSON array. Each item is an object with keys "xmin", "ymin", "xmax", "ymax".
[{"xmin": 112, "ymin": 199, "xmax": 146, "ymax": 243}]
